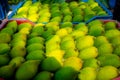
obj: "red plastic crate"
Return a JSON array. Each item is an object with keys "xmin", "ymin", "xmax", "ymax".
[
  {"xmin": 101, "ymin": 19, "xmax": 120, "ymax": 29},
  {"xmin": 0, "ymin": 18, "xmax": 35, "ymax": 30},
  {"xmin": 113, "ymin": 76, "xmax": 120, "ymax": 80}
]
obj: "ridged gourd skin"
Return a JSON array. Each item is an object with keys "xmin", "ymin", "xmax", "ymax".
[
  {"xmin": 0, "ymin": 54, "xmax": 10, "ymax": 66},
  {"xmin": 54, "ymin": 67, "xmax": 78, "ymax": 80},
  {"xmin": 0, "ymin": 64, "xmax": 16, "ymax": 79},
  {"xmin": 34, "ymin": 71, "xmax": 52, "ymax": 80},
  {"xmin": 97, "ymin": 66, "xmax": 119, "ymax": 80},
  {"xmin": 0, "ymin": 43, "xmax": 10, "ymax": 55},
  {"xmin": 0, "ymin": 33, "xmax": 11, "ymax": 43},
  {"xmin": 15, "ymin": 60, "xmax": 40, "ymax": 80}
]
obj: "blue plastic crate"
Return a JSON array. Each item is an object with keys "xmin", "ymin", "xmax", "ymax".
[
  {"xmin": 109, "ymin": 0, "xmax": 116, "ymax": 9},
  {"xmin": 0, "ymin": 4, "xmax": 5, "ymax": 20},
  {"xmin": 0, "ymin": 0, "xmax": 33, "ymax": 20},
  {"xmin": 81, "ymin": 0, "xmax": 113, "ymax": 23},
  {"xmin": 9, "ymin": 0, "xmax": 34, "ymax": 10},
  {"xmin": 8, "ymin": 0, "xmax": 25, "ymax": 8},
  {"xmin": 99, "ymin": 0, "xmax": 116, "ymax": 9},
  {"xmin": 96, "ymin": 0, "xmax": 113, "ymax": 18},
  {"xmin": 8, "ymin": 0, "xmax": 113, "ymax": 24},
  {"xmin": 8, "ymin": 1, "xmax": 25, "ymax": 19},
  {"xmin": 8, "ymin": 0, "xmax": 37, "ymax": 19},
  {"xmin": 0, "ymin": 0, "xmax": 9, "ymax": 20}
]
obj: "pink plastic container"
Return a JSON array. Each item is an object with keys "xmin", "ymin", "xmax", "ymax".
[
  {"xmin": 113, "ymin": 76, "xmax": 120, "ymax": 80},
  {"xmin": 101, "ymin": 19, "xmax": 120, "ymax": 29},
  {"xmin": 0, "ymin": 18, "xmax": 35, "ymax": 30}
]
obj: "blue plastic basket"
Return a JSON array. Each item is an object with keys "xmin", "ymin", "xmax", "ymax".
[
  {"xmin": 0, "ymin": 4, "xmax": 5, "ymax": 20},
  {"xmin": 81, "ymin": 0, "xmax": 113, "ymax": 24},
  {"xmin": 9, "ymin": 0, "xmax": 27, "ymax": 10},
  {"xmin": 109, "ymin": 0, "xmax": 116, "ymax": 9},
  {"xmin": 8, "ymin": 0, "xmax": 37, "ymax": 19},
  {"xmin": 8, "ymin": 1, "xmax": 25, "ymax": 19},
  {"xmin": 8, "ymin": 0, "xmax": 113, "ymax": 24},
  {"xmin": 0, "ymin": 0, "xmax": 9, "ymax": 20}
]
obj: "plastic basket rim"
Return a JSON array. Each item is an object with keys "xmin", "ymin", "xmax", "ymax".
[{"xmin": 7, "ymin": 0, "xmax": 113, "ymax": 24}]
